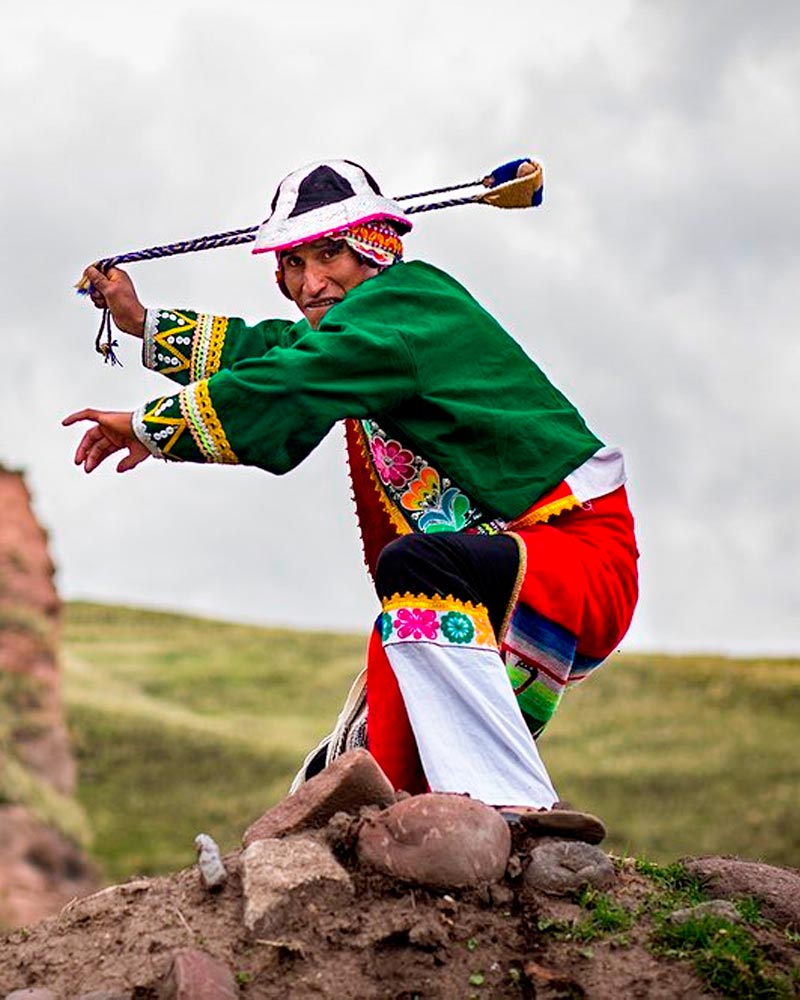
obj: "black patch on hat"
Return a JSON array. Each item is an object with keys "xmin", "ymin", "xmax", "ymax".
[{"xmin": 289, "ymin": 165, "xmax": 356, "ymax": 218}]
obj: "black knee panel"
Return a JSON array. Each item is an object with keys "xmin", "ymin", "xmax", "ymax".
[{"xmin": 374, "ymin": 532, "xmax": 519, "ymax": 636}]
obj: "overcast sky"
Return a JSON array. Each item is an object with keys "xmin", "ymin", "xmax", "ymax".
[{"xmin": 1, "ymin": 0, "xmax": 798, "ymax": 654}]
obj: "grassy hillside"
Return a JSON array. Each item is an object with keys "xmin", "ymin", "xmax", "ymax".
[{"xmin": 62, "ymin": 602, "xmax": 800, "ymax": 881}]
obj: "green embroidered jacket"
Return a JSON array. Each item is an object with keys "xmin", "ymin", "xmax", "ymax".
[{"xmin": 134, "ymin": 260, "xmax": 603, "ymax": 521}]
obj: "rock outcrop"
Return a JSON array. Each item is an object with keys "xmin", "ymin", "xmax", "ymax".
[{"xmin": 0, "ymin": 468, "xmax": 97, "ymax": 928}]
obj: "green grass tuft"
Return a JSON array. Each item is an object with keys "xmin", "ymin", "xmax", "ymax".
[
  {"xmin": 537, "ymin": 890, "xmax": 633, "ymax": 945},
  {"xmin": 652, "ymin": 913, "xmax": 794, "ymax": 999},
  {"xmin": 634, "ymin": 859, "xmax": 707, "ymax": 907},
  {"xmin": 574, "ymin": 888, "xmax": 634, "ymax": 941}
]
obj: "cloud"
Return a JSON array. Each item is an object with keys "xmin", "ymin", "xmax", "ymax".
[{"xmin": 1, "ymin": 0, "xmax": 798, "ymax": 653}]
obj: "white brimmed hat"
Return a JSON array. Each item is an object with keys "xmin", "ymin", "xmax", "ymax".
[{"xmin": 252, "ymin": 160, "xmax": 411, "ymax": 255}]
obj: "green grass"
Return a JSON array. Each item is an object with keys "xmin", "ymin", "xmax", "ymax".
[
  {"xmin": 540, "ymin": 652, "xmax": 800, "ymax": 866},
  {"xmin": 59, "ymin": 601, "xmax": 800, "ymax": 880},
  {"xmin": 536, "ymin": 888, "xmax": 634, "ymax": 945},
  {"xmin": 574, "ymin": 887, "xmax": 634, "ymax": 940},
  {"xmin": 68, "ymin": 704, "xmax": 295, "ymax": 878},
  {"xmin": 635, "ymin": 860, "xmax": 797, "ymax": 998},
  {"xmin": 652, "ymin": 910, "xmax": 794, "ymax": 998},
  {"xmin": 63, "ymin": 601, "xmax": 366, "ymax": 880}
]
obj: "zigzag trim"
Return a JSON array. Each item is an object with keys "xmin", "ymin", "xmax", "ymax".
[{"xmin": 381, "ymin": 592, "xmax": 489, "ymax": 615}]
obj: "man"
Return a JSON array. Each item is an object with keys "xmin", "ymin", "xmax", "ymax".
[{"xmin": 65, "ymin": 159, "xmax": 639, "ymax": 823}]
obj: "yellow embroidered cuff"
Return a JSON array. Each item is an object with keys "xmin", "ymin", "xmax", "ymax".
[
  {"xmin": 143, "ymin": 308, "xmax": 230, "ymax": 384},
  {"xmin": 132, "ymin": 395, "xmax": 189, "ymax": 460}
]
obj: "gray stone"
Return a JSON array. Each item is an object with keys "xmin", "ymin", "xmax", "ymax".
[
  {"xmin": 669, "ymin": 899, "xmax": 742, "ymax": 925},
  {"xmin": 159, "ymin": 947, "xmax": 237, "ymax": 1000},
  {"xmin": 243, "ymin": 749, "xmax": 394, "ymax": 846},
  {"xmin": 241, "ymin": 835, "xmax": 353, "ymax": 937},
  {"xmin": 356, "ymin": 793, "xmax": 511, "ymax": 888},
  {"xmin": 194, "ymin": 833, "xmax": 227, "ymax": 891},
  {"xmin": 523, "ymin": 838, "xmax": 616, "ymax": 894},
  {"xmin": 683, "ymin": 856, "xmax": 800, "ymax": 928}
]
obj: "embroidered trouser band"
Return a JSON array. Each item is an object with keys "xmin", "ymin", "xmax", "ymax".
[{"xmin": 370, "ymin": 592, "xmax": 558, "ymax": 806}]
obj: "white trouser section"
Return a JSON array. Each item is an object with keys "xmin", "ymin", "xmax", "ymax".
[{"xmin": 384, "ymin": 641, "xmax": 558, "ymax": 808}]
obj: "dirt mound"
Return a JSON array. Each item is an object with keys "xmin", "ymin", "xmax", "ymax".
[
  {"xmin": 0, "ymin": 785, "xmax": 797, "ymax": 998},
  {"xmin": 0, "ymin": 469, "xmax": 98, "ymax": 928}
]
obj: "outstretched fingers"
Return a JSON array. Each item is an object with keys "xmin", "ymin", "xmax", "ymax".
[
  {"xmin": 62, "ymin": 408, "xmax": 144, "ymax": 474},
  {"xmin": 62, "ymin": 408, "xmax": 100, "ymax": 427},
  {"xmin": 70, "ymin": 425, "xmax": 120, "ymax": 472}
]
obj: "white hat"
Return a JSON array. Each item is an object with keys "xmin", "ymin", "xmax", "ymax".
[{"xmin": 252, "ymin": 160, "xmax": 411, "ymax": 255}]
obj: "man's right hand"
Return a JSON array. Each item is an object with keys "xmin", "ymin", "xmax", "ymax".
[{"xmin": 83, "ymin": 265, "xmax": 146, "ymax": 338}]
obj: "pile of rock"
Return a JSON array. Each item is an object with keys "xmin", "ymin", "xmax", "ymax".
[{"xmin": 8, "ymin": 749, "xmax": 615, "ymax": 1000}]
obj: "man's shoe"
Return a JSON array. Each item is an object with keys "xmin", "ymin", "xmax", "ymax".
[{"xmin": 498, "ymin": 805, "xmax": 606, "ymax": 845}]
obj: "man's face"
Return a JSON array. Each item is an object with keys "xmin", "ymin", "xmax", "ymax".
[{"xmin": 280, "ymin": 238, "xmax": 376, "ymax": 329}]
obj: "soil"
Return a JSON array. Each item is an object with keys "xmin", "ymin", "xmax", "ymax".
[{"xmin": 1, "ymin": 824, "xmax": 798, "ymax": 999}]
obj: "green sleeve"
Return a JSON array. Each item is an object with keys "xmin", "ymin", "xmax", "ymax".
[
  {"xmin": 133, "ymin": 313, "xmax": 417, "ymax": 470},
  {"xmin": 142, "ymin": 307, "xmax": 295, "ymax": 386}
]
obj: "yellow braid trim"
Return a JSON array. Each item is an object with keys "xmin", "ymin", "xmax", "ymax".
[
  {"xmin": 382, "ymin": 592, "xmax": 490, "ymax": 615},
  {"xmin": 181, "ymin": 379, "xmax": 239, "ymax": 464},
  {"xmin": 507, "ymin": 494, "xmax": 582, "ymax": 530},
  {"xmin": 498, "ymin": 532, "xmax": 526, "ymax": 645},
  {"xmin": 205, "ymin": 315, "xmax": 229, "ymax": 377}
]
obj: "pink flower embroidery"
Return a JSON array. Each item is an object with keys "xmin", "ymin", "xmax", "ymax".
[
  {"xmin": 371, "ymin": 435, "xmax": 415, "ymax": 488},
  {"xmin": 395, "ymin": 607, "xmax": 440, "ymax": 640}
]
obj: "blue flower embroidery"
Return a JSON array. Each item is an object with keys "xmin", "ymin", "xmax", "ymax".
[{"xmin": 440, "ymin": 611, "xmax": 475, "ymax": 644}]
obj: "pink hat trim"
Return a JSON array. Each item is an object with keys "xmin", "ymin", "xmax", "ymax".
[{"xmin": 251, "ymin": 212, "xmax": 412, "ymax": 256}]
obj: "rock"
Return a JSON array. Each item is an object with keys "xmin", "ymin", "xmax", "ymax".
[
  {"xmin": 668, "ymin": 899, "xmax": 742, "ymax": 925},
  {"xmin": 75, "ymin": 992, "xmax": 131, "ymax": 1000},
  {"xmin": 241, "ymin": 836, "xmax": 353, "ymax": 937},
  {"xmin": 0, "ymin": 806, "xmax": 97, "ymax": 930},
  {"xmin": 242, "ymin": 749, "xmax": 394, "ymax": 846},
  {"xmin": 4, "ymin": 991, "xmax": 58, "ymax": 1000},
  {"xmin": 683, "ymin": 856, "xmax": 800, "ymax": 928},
  {"xmin": 5, "ymin": 988, "xmax": 58, "ymax": 1000},
  {"xmin": 356, "ymin": 793, "xmax": 511, "ymax": 888},
  {"xmin": 194, "ymin": 833, "xmax": 227, "ymax": 891},
  {"xmin": 522, "ymin": 960, "xmax": 579, "ymax": 993},
  {"xmin": 159, "ymin": 947, "xmax": 238, "ymax": 999},
  {"xmin": 75, "ymin": 993, "xmax": 129, "ymax": 1000},
  {"xmin": 523, "ymin": 839, "xmax": 616, "ymax": 894}
]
